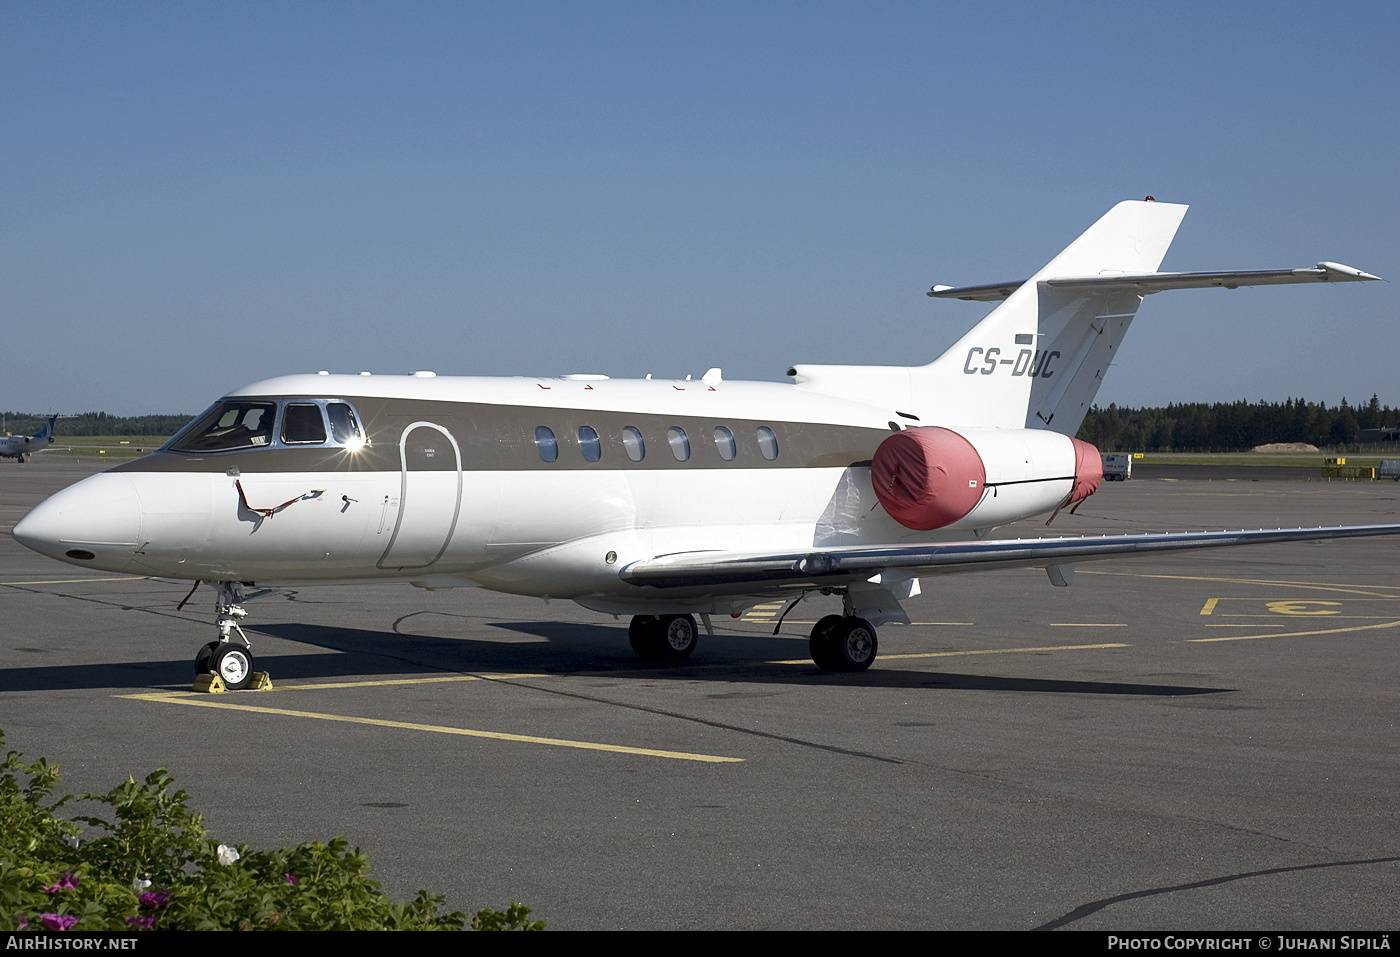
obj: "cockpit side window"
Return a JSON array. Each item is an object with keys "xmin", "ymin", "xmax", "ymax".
[
  {"xmin": 282, "ymin": 404, "xmax": 328, "ymax": 445},
  {"xmin": 167, "ymin": 401, "xmax": 278, "ymax": 453},
  {"xmin": 326, "ymin": 403, "xmax": 363, "ymax": 445}
]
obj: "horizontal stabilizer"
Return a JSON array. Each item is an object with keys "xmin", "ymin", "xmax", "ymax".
[
  {"xmin": 928, "ymin": 262, "xmax": 1381, "ymax": 301},
  {"xmin": 621, "ymin": 524, "xmax": 1400, "ymax": 590}
]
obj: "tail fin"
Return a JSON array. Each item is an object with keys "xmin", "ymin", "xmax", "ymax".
[
  {"xmin": 789, "ymin": 200, "xmax": 1188, "ymax": 432},
  {"xmin": 917, "ymin": 200, "xmax": 1188, "ymax": 433}
]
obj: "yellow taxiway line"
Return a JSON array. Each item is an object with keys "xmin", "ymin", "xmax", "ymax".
[
  {"xmin": 119, "ymin": 690, "xmax": 742, "ymax": 763},
  {"xmin": 747, "ymin": 620, "xmax": 975, "ymax": 627},
  {"xmin": 1083, "ymin": 570, "xmax": 1400, "ymax": 599},
  {"xmin": 1189, "ymin": 619, "xmax": 1400, "ymax": 643},
  {"xmin": 264, "ymin": 673, "xmax": 551, "ymax": 691},
  {"xmin": 0, "ymin": 576, "xmax": 152, "ymax": 586}
]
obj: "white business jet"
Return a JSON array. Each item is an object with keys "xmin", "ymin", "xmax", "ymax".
[
  {"xmin": 1, "ymin": 415, "xmax": 59, "ymax": 462},
  {"xmin": 12, "ymin": 200, "xmax": 1393, "ymax": 688}
]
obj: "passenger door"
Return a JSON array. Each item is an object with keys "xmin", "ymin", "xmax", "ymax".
[{"xmin": 377, "ymin": 422, "xmax": 462, "ymax": 570}]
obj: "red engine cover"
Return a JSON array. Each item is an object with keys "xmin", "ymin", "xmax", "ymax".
[
  {"xmin": 871, "ymin": 427, "xmax": 987, "ymax": 530},
  {"xmin": 1067, "ymin": 437, "xmax": 1103, "ymax": 511}
]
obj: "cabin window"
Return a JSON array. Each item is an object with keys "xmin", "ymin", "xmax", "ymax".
[
  {"xmin": 167, "ymin": 401, "xmax": 277, "ymax": 453},
  {"xmin": 282, "ymin": 404, "xmax": 328, "ymax": 445},
  {"xmin": 713, "ymin": 426, "xmax": 736, "ymax": 461},
  {"xmin": 579, "ymin": 426, "xmax": 602, "ymax": 462},
  {"xmin": 756, "ymin": 426, "xmax": 779, "ymax": 460},
  {"xmin": 535, "ymin": 426, "xmax": 558, "ymax": 463},
  {"xmin": 622, "ymin": 426, "xmax": 645, "ymax": 462},
  {"xmin": 326, "ymin": 402, "xmax": 364, "ymax": 447},
  {"xmin": 668, "ymin": 426, "xmax": 690, "ymax": 461}
]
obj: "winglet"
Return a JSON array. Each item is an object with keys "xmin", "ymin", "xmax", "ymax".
[{"xmin": 1316, "ymin": 261, "xmax": 1382, "ymax": 281}]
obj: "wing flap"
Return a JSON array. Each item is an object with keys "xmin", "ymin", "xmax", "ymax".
[{"xmin": 619, "ymin": 525, "xmax": 1400, "ymax": 589}]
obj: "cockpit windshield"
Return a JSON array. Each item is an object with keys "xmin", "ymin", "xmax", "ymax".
[
  {"xmin": 167, "ymin": 401, "xmax": 277, "ymax": 453},
  {"xmin": 163, "ymin": 398, "xmax": 368, "ymax": 454}
]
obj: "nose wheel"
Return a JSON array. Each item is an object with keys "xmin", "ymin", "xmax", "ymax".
[
  {"xmin": 210, "ymin": 643, "xmax": 256, "ymax": 690},
  {"xmin": 195, "ymin": 640, "xmax": 257, "ymax": 691}
]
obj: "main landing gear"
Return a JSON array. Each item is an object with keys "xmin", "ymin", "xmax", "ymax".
[
  {"xmin": 192, "ymin": 581, "xmax": 258, "ymax": 690},
  {"xmin": 808, "ymin": 615, "xmax": 878, "ymax": 672},
  {"xmin": 628, "ymin": 614, "xmax": 699, "ymax": 660},
  {"xmin": 625, "ymin": 609, "xmax": 880, "ymax": 671}
]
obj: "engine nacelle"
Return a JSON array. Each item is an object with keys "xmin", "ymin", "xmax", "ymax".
[{"xmin": 871, "ymin": 426, "xmax": 1102, "ymax": 531}]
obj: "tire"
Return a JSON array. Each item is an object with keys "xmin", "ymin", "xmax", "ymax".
[
  {"xmin": 210, "ymin": 643, "xmax": 255, "ymax": 690},
  {"xmin": 657, "ymin": 614, "xmax": 698, "ymax": 658},
  {"xmin": 629, "ymin": 614, "xmax": 698, "ymax": 660},
  {"xmin": 809, "ymin": 614, "xmax": 845, "ymax": 670},
  {"xmin": 629, "ymin": 616, "xmax": 663, "ymax": 657},
  {"xmin": 830, "ymin": 617, "xmax": 878, "ymax": 671},
  {"xmin": 194, "ymin": 640, "xmax": 219, "ymax": 675}
]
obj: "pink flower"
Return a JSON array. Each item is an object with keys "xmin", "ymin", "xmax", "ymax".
[
  {"xmin": 43, "ymin": 872, "xmax": 79, "ymax": 894},
  {"xmin": 17, "ymin": 918, "xmax": 27, "ymax": 930},
  {"xmin": 40, "ymin": 914, "xmax": 78, "ymax": 931},
  {"xmin": 138, "ymin": 891, "xmax": 171, "ymax": 909},
  {"xmin": 284, "ymin": 873, "xmax": 297, "ymax": 885},
  {"xmin": 125, "ymin": 916, "xmax": 156, "ymax": 930}
]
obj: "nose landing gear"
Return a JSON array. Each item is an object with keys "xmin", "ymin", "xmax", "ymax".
[{"xmin": 192, "ymin": 581, "xmax": 261, "ymax": 691}]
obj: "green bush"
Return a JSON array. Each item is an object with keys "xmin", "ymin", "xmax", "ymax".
[{"xmin": 0, "ymin": 733, "xmax": 543, "ymax": 931}]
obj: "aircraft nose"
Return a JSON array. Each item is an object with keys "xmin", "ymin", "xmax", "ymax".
[{"xmin": 12, "ymin": 473, "xmax": 142, "ymax": 569}]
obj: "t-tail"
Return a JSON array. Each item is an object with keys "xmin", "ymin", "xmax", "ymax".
[
  {"xmin": 790, "ymin": 199, "xmax": 1378, "ymax": 435},
  {"xmin": 36, "ymin": 415, "xmax": 58, "ymax": 442}
]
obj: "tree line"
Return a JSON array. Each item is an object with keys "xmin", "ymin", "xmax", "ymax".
[
  {"xmin": 1, "ymin": 411, "xmax": 193, "ymax": 437},
  {"xmin": 1078, "ymin": 395, "xmax": 1397, "ymax": 453}
]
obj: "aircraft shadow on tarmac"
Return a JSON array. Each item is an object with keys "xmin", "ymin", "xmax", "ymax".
[{"xmin": 0, "ymin": 620, "xmax": 1230, "ymax": 698}]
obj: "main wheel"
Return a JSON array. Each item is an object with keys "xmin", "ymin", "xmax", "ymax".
[
  {"xmin": 629, "ymin": 616, "xmax": 663, "ymax": 657},
  {"xmin": 657, "ymin": 614, "xmax": 698, "ymax": 658},
  {"xmin": 808, "ymin": 614, "xmax": 845, "ymax": 670},
  {"xmin": 210, "ymin": 643, "xmax": 255, "ymax": 690},
  {"xmin": 628, "ymin": 614, "xmax": 698, "ymax": 660},
  {"xmin": 830, "ymin": 617, "xmax": 878, "ymax": 671},
  {"xmin": 194, "ymin": 640, "xmax": 219, "ymax": 675}
]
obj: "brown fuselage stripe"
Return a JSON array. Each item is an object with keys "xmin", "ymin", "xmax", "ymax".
[{"xmin": 113, "ymin": 396, "xmax": 895, "ymax": 474}]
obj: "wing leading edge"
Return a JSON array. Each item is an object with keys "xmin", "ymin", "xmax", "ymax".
[{"xmin": 619, "ymin": 525, "xmax": 1400, "ymax": 590}]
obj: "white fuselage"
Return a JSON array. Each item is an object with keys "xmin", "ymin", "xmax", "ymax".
[{"xmin": 12, "ymin": 372, "xmax": 1077, "ymax": 615}]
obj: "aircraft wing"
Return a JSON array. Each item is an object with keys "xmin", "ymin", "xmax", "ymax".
[
  {"xmin": 927, "ymin": 262, "xmax": 1381, "ymax": 301},
  {"xmin": 619, "ymin": 525, "xmax": 1400, "ymax": 590}
]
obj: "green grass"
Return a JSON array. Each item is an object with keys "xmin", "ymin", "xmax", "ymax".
[{"xmin": 1135, "ymin": 452, "xmax": 1393, "ymax": 468}]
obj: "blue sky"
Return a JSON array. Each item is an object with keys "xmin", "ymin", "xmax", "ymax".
[{"xmin": 3, "ymin": 1, "xmax": 1395, "ymax": 416}]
